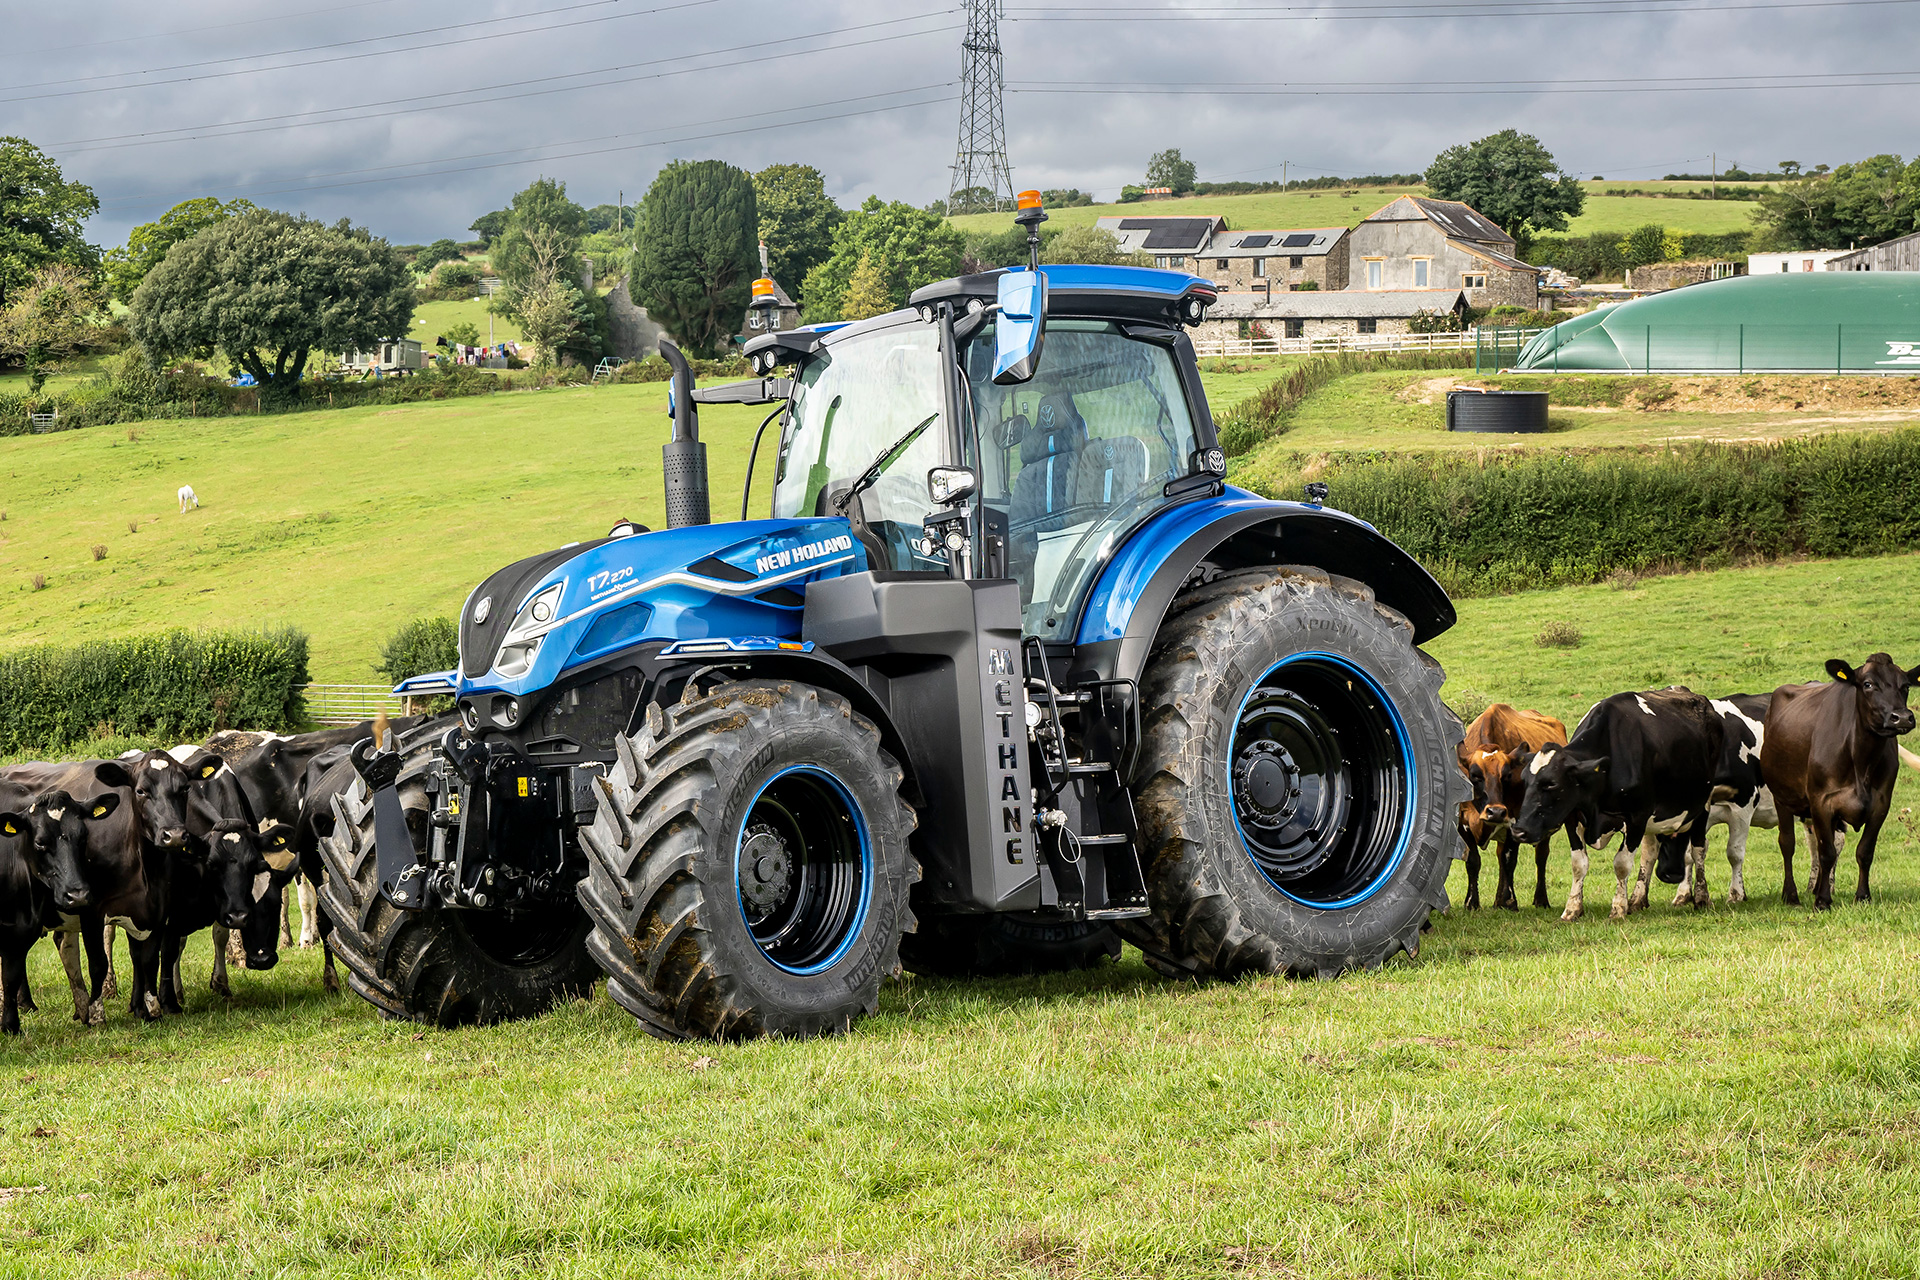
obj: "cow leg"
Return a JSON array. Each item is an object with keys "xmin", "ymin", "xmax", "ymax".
[
  {"xmin": 127, "ymin": 931, "xmax": 164, "ymax": 1021},
  {"xmin": 0, "ymin": 947, "xmax": 23, "ymax": 1035},
  {"xmin": 209, "ymin": 925, "xmax": 232, "ymax": 996},
  {"xmin": 55, "ymin": 929, "xmax": 89, "ymax": 1021},
  {"xmin": 1493, "ymin": 835, "xmax": 1520, "ymax": 911},
  {"xmin": 298, "ymin": 875, "xmax": 321, "ymax": 948},
  {"xmin": 1533, "ymin": 841, "xmax": 1552, "ymax": 909},
  {"xmin": 100, "ymin": 921, "xmax": 118, "ymax": 1000},
  {"xmin": 1464, "ymin": 842, "xmax": 1482, "ymax": 910},
  {"xmin": 1562, "ymin": 825, "xmax": 1590, "ymax": 922},
  {"xmin": 1688, "ymin": 821, "xmax": 1711, "ymax": 909},
  {"xmin": 1779, "ymin": 817, "xmax": 1800, "ymax": 906},
  {"xmin": 1725, "ymin": 809, "xmax": 1751, "ymax": 904},
  {"xmin": 1669, "ymin": 837, "xmax": 1693, "ymax": 906},
  {"xmin": 1854, "ymin": 809, "xmax": 1886, "ymax": 903},
  {"xmin": 318, "ymin": 909, "xmax": 339, "ymax": 994},
  {"xmin": 80, "ymin": 913, "xmax": 109, "ymax": 1026},
  {"xmin": 1616, "ymin": 820, "xmax": 1651, "ymax": 919},
  {"xmin": 1811, "ymin": 811, "xmax": 1842, "ymax": 911},
  {"xmin": 157, "ymin": 931, "xmax": 185, "ymax": 1015}
]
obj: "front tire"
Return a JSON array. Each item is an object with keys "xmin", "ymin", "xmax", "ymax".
[
  {"xmin": 316, "ymin": 716, "xmax": 600, "ymax": 1027},
  {"xmin": 1121, "ymin": 567, "xmax": 1466, "ymax": 979},
  {"xmin": 578, "ymin": 679, "xmax": 919, "ymax": 1040}
]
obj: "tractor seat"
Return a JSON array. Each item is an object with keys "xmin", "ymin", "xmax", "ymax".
[
  {"xmin": 1008, "ymin": 393, "xmax": 1087, "ymax": 536},
  {"xmin": 1069, "ymin": 435, "xmax": 1151, "ymax": 511}
]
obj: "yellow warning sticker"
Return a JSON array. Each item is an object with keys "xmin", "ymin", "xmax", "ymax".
[
  {"xmin": 517, "ymin": 777, "xmax": 530, "ymax": 797},
  {"xmin": 448, "ymin": 793, "xmax": 460, "ymax": 816}
]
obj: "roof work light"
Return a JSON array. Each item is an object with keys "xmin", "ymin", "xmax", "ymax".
[{"xmin": 1014, "ymin": 190, "xmax": 1047, "ymax": 271}]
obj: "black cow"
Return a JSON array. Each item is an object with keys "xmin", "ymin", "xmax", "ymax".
[
  {"xmin": 0, "ymin": 777, "xmax": 94, "ymax": 1034},
  {"xmin": 1509, "ymin": 689, "xmax": 1725, "ymax": 922},
  {"xmin": 0, "ymin": 761, "xmax": 158, "ymax": 1022}
]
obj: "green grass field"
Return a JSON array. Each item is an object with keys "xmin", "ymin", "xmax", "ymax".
[
  {"xmin": 949, "ymin": 185, "xmax": 1759, "ymax": 240},
  {"xmin": 1229, "ymin": 369, "xmax": 1920, "ymax": 475},
  {"xmin": 3, "ymin": 554, "xmax": 1918, "ymax": 1277},
  {"xmin": 411, "ymin": 298, "xmax": 523, "ymax": 347}
]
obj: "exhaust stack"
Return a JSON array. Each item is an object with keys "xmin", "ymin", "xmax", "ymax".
[{"xmin": 659, "ymin": 339, "xmax": 710, "ymax": 528}]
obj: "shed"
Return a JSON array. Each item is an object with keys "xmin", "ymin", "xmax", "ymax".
[
  {"xmin": 1826, "ymin": 230, "xmax": 1920, "ymax": 274},
  {"xmin": 1094, "ymin": 215, "xmax": 1226, "ymax": 270},
  {"xmin": 1510, "ymin": 274, "xmax": 1920, "ymax": 373}
]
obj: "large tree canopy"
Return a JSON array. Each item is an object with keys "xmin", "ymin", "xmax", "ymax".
[
  {"xmin": 800, "ymin": 197, "xmax": 964, "ymax": 324},
  {"xmin": 752, "ymin": 163, "xmax": 840, "ymax": 305},
  {"xmin": 1145, "ymin": 148, "xmax": 1197, "ymax": 194},
  {"xmin": 103, "ymin": 196, "xmax": 255, "ymax": 303},
  {"xmin": 128, "ymin": 210, "xmax": 413, "ymax": 392},
  {"xmin": 0, "ymin": 263, "xmax": 103, "ymax": 391},
  {"xmin": 0, "ymin": 137, "xmax": 100, "ymax": 304},
  {"xmin": 1424, "ymin": 130, "xmax": 1584, "ymax": 249},
  {"xmin": 492, "ymin": 177, "xmax": 589, "ymax": 293},
  {"xmin": 634, "ymin": 159, "xmax": 759, "ymax": 357},
  {"xmin": 1753, "ymin": 154, "xmax": 1920, "ymax": 250}
]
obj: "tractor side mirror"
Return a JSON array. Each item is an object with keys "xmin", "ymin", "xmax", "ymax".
[
  {"xmin": 927, "ymin": 466, "xmax": 977, "ymax": 507},
  {"xmin": 991, "ymin": 270, "xmax": 1046, "ymax": 385}
]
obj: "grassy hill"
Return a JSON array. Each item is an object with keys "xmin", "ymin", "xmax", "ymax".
[
  {"xmin": 4, "ymin": 551, "xmax": 1918, "ymax": 1276},
  {"xmin": 949, "ymin": 182, "xmax": 1760, "ymax": 240}
]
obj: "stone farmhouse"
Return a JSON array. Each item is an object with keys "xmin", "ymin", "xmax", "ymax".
[
  {"xmin": 1097, "ymin": 217, "xmax": 1350, "ymax": 293},
  {"xmin": 1345, "ymin": 196, "xmax": 1540, "ymax": 308}
]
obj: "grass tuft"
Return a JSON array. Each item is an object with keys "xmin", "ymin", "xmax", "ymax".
[{"xmin": 1535, "ymin": 620, "xmax": 1583, "ymax": 648}]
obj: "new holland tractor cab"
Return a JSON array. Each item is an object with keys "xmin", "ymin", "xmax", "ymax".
[{"xmin": 324, "ymin": 193, "xmax": 1466, "ymax": 1040}]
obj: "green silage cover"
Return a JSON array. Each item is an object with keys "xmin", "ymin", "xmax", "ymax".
[{"xmin": 1513, "ymin": 273, "xmax": 1920, "ymax": 373}]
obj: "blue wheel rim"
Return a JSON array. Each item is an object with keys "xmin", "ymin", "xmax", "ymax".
[
  {"xmin": 733, "ymin": 765, "xmax": 873, "ymax": 974},
  {"xmin": 1228, "ymin": 652, "xmax": 1417, "ymax": 909}
]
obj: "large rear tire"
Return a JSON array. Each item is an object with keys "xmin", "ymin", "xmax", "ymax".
[
  {"xmin": 899, "ymin": 913, "xmax": 1121, "ymax": 978},
  {"xmin": 315, "ymin": 716, "xmax": 599, "ymax": 1027},
  {"xmin": 578, "ymin": 679, "xmax": 919, "ymax": 1041},
  {"xmin": 1121, "ymin": 567, "xmax": 1466, "ymax": 980}
]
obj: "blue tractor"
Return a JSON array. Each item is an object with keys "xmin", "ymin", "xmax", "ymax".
[{"xmin": 321, "ymin": 199, "xmax": 1466, "ymax": 1039}]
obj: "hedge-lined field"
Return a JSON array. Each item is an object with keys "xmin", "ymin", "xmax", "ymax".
[
  {"xmin": 1242, "ymin": 431, "xmax": 1920, "ymax": 596},
  {"xmin": 3, "ymin": 554, "xmax": 1916, "ymax": 1279},
  {"xmin": 0, "ymin": 628, "xmax": 308, "ymax": 753}
]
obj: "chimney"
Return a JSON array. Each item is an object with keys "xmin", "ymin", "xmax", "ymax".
[{"xmin": 758, "ymin": 241, "xmax": 771, "ymax": 276}]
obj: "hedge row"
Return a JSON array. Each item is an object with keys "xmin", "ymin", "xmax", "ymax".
[
  {"xmin": 0, "ymin": 355, "xmax": 518, "ymax": 436},
  {"xmin": 1526, "ymin": 230, "xmax": 1753, "ymax": 281},
  {"xmin": 1241, "ymin": 431, "xmax": 1920, "ymax": 596},
  {"xmin": 0, "ymin": 628, "xmax": 310, "ymax": 754},
  {"xmin": 1214, "ymin": 349, "xmax": 1474, "ymax": 456}
]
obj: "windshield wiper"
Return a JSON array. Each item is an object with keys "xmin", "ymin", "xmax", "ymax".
[{"xmin": 832, "ymin": 413, "xmax": 939, "ymax": 517}]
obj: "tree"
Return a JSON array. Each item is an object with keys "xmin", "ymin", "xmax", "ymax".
[
  {"xmin": 1618, "ymin": 224, "xmax": 1682, "ymax": 269},
  {"xmin": 491, "ymin": 177, "xmax": 590, "ymax": 296},
  {"xmin": 585, "ymin": 203, "xmax": 626, "ymax": 234},
  {"xmin": 415, "ymin": 238, "xmax": 463, "ymax": 274},
  {"xmin": 469, "ymin": 209, "xmax": 510, "ymax": 247},
  {"xmin": 442, "ymin": 320, "xmax": 480, "ymax": 346},
  {"xmin": 800, "ymin": 197, "xmax": 965, "ymax": 324},
  {"xmin": 1753, "ymin": 154, "xmax": 1920, "ymax": 250},
  {"xmin": 1145, "ymin": 149, "xmax": 1197, "ymax": 194},
  {"xmin": 511, "ymin": 226, "xmax": 587, "ymax": 364},
  {"xmin": 129, "ymin": 210, "xmax": 414, "ymax": 393},
  {"xmin": 634, "ymin": 159, "xmax": 759, "ymax": 357},
  {"xmin": 839, "ymin": 253, "xmax": 893, "ymax": 321},
  {"xmin": 943, "ymin": 185, "xmax": 999, "ymax": 216},
  {"xmin": 0, "ymin": 263, "xmax": 103, "ymax": 391},
  {"xmin": 1423, "ymin": 130, "xmax": 1585, "ymax": 251},
  {"xmin": 752, "ymin": 163, "xmax": 841, "ymax": 304},
  {"xmin": 1042, "ymin": 224, "xmax": 1146, "ymax": 266},
  {"xmin": 103, "ymin": 197, "xmax": 256, "ymax": 303},
  {"xmin": 0, "ymin": 137, "xmax": 100, "ymax": 304}
]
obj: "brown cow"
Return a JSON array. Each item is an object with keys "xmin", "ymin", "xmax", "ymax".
[
  {"xmin": 1762, "ymin": 654, "xmax": 1919, "ymax": 910},
  {"xmin": 1458, "ymin": 703, "xmax": 1568, "ymax": 910}
]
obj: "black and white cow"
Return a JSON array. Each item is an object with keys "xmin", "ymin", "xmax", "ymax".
[
  {"xmin": 1654, "ymin": 693, "xmax": 1778, "ymax": 907},
  {"xmin": 0, "ymin": 776, "xmax": 92, "ymax": 1034},
  {"xmin": 1509, "ymin": 688, "xmax": 1726, "ymax": 922}
]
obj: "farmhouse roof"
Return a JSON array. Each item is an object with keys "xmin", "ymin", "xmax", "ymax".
[
  {"xmin": 1364, "ymin": 196, "xmax": 1515, "ymax": 247},
  {"xmin": 1095, "ymin": 215, "xmax": 1228, "ymax": 255},
  {"xmin": 1448, "ymin": 240, "xmax": 1541, "ymax": 275},
  {"xmin": 1199, "ymin": 227, "xmax": 1348, "ymax": 259},
  {"xmin": 1208, "ymin": 288, "xmax": 1468, "ymax": 319}
]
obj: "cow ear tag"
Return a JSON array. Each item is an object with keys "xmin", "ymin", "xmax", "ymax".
[
  {"xmin": 2, "ymin": 820, "xmax": 14, "ymax": 835},
  {"xmin": 202, "ymin": 763, "xmax": 219, "ymax": 779},
  {"xmin": 91, "ymin": 804, "xmax": 109, "ymax": 818}
]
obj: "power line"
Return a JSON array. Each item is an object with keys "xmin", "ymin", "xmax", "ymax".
[
  {"xmin": 1006, "ymin": 0, "xmax": 1916, "ymax": 16},
  {"xmin": 4, "ymin": 0, "xmax": 411, "ymax": 59},
  {"xmin": 52, "ymin": 18, "xmax": 959, "ymax": 154},
  {"xmin": 1008, "ymin": 71, "xmax": 1920, "ymax": 94},
  {"xmin": 0, "ymin": 0, "xmax": 748, "ymax": 104},
  {"xmin": 95, "ymin": 89, "xmax": 959, "ymax": 212}
]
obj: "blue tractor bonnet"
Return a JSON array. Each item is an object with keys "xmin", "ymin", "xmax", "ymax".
[{"xmin": 455, "ymin": 518, "xmax": 867, "ymax": 700}]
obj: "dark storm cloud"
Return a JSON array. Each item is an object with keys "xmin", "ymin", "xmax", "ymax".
[{"xmin": 4, "ymin": 0, "xmax": 1913, "ymax": 247}]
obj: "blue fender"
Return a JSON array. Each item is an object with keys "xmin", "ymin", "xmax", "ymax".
[{"xmin": 1072, "ymin": 486, "xmax": 1455, "ymax": 686}]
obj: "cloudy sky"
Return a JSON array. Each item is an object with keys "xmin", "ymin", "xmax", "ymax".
[{"xmin": 7, "ymin": 0, "xmax": 1913, "ymax": 248}]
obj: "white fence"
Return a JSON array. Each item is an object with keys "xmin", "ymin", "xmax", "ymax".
[
  {"xmin": 1191, "ymin": 328, "xmax": 1544, "ymax": 359},
  {"xmin": 297, "ymin": 684, "xmax": 408, "ymax": 726}
]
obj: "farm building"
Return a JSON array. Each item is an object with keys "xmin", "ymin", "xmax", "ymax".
[
  {"xmin": 1509, "ymin": 274, "xmax": 1920, "ymax": 373},
  {"xmin": 1191, "ymin": 226, "xmax": 1351, "ymax": 293},
  {"xmin": 1747, "ymin": 248, "xmax": 1854, "ymax": 274},
  {"xmin": 1094, "ymin": 215, "xmax": 1226, "ymax": 270},
  {"xmin": 1826, "ymin": 229, "xmax": 1920, "ymax": 273},
  {"xmin": 1345, "ymin": 197, "xmax": 1541, "ymax": 309},
  {"xmin": 1192, "ymin": 288, "xmax": 1468, "ymax": 345}
]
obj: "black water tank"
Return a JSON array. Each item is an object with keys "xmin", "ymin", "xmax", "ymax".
[{"xmin": 1447, "ymin": 389, "xmax": 1549, "ymax": 433}]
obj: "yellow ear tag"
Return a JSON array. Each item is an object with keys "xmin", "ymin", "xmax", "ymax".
[
  {"xmin": 1836, "ymin": 669, "xmax": 1849, "ymax": 680},
  {"xmin": 202, "ymin": 764, "xmax": 219, "ymax": 778},
  {"xmin": 92, "ymin": 805, "xmax": 109, "ymax": 818},
  {"xmin": 3, "ymin": 821, "xmax": 15, "ymax": 835}
]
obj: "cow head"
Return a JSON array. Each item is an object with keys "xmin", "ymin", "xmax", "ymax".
[
  {"xmin": 207, "ymin": 820, "xmax": 299, "ymax": 970},
  {"xmin": 1460, "ymin": 747, "xmax": 1540, "ymax": 841},
  {"xmin": 127, "ymin": 749, "xmax": 217, "ymax": 851},
  {"xmin": 1509, "ymin": 746, "xmax": 1609, "ymax": 845},
  {"xmin": 1826, "ymin": 654, "xmax": 1920, "ymax": 738},
  {"xmin": 13, "ymin": 765, "xmax": 133, "ymax": 912}
]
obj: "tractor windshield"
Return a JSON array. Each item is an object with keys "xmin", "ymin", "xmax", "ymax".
[
  {"xmin": 963, "ymin": 320, "xmax": 1198, "ymax": 637},
  {"xmin": 773, "ymin": 322, "xmax": 948, "ymax": 572}
]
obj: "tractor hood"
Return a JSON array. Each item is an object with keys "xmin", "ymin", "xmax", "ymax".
[{"xmin": 456, "ymin": 518, "xmax": 866, "ymax": 699}]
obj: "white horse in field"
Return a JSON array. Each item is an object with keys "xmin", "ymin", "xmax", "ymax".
[{"xmin": 178, "ymin": 484, "xmax": 199, "ymax": 512}]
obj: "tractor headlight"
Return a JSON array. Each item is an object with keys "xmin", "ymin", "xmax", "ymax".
[{"xmin": 504, "ymin": 583, "xmax": 566, "ymax": 644}]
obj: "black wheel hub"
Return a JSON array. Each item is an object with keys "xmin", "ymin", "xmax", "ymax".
[
  {"xmin": 734, "ymin": 768, "xmax": 869, "ymax": 973},
  {"xmin": 1229, "ymin": 658, "xmax": 1410, "ymax": 905},
  {"xmin": 738, "ymin": 823, "xmax": 794, "ymax": 923}
]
